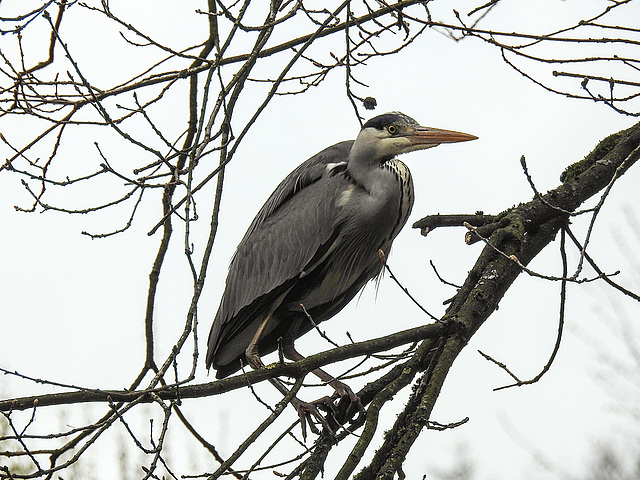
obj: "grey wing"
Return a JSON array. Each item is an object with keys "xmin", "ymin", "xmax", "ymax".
[
  {"xmin": 243, "ymin": 140, "xmax": 354, "ymax": 240},
  {"xmin": 206, "ymin": 141, "xmax": 353, "ymax": 367}
]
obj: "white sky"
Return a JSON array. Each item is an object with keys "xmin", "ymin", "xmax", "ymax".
[{"xmin": 1, "ymin": 1, "xmax": 639, "ymax": 479}]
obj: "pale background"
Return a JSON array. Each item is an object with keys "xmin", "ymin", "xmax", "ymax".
[{"xmin": 1, "ymin": 1, "xmax": 639, "ymax": 478}]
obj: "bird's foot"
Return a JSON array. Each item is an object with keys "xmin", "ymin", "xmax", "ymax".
[
  {"xmin": 291, "ymin": 382, "xmax": 366, "ymax": 441},
  {"xmin": 330, "ymin": 380, "xmax": 366, "ymax": 426},
  {"xmin": 292, "ymin": 396, "xmax": 339, "ymax": 441}
]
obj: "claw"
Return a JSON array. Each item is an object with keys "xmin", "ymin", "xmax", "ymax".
[
  {"xmin": 330, "ymin": 380, "xmax": 366, "ymax": 425},
  {"xmin": 289, "ymin": 379, "xmax": 366, "ymax": 440},
  {"xmin": 292, "ymin": 397, "xmax": 336, "ymax": 441}
]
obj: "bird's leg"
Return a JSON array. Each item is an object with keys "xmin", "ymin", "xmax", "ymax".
[
  {"xmin": 282, "ymin": 343, "xmax": 365, "ymax": 425},
  {"xmin": 244, "ymin": 313, "xmax": 334, "ymax": 440}
]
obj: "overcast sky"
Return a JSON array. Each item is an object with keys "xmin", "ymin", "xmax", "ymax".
[{"xmin": 1, "ymin": 1, "xmax": 639, "ymax": 479}]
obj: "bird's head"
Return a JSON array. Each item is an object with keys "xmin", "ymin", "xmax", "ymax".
[{"xmin": 352, "ymin": 112, "xmax": 477, "ymax": 162}]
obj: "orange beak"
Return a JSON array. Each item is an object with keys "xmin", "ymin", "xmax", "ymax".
[{"xmin": 407, "ymin": 126, "xmax": 478, "ymax": 146}]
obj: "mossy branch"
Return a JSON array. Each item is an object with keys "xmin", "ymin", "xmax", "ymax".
[{"xmin": 356, "ymin": 121, "xmax": 640, "ymax": 478}]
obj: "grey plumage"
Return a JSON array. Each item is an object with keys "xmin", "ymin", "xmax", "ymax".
[{"xmin": 206, "ymin": 112, "xmax": 476, "ymax": 379}]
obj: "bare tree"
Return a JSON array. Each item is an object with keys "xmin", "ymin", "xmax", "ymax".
[{"xmin": 1, "ymin": 1, "xmax": 640, "ymax": 479}]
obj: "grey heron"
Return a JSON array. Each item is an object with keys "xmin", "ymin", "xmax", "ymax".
[{"xmin": 206, "ymin": 112, "xmax": 477, "ymax": 435}]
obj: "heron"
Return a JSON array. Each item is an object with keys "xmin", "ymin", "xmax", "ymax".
[{"xmin": 206, "ymin": 112, "xmax": 477, "ymax": 436}]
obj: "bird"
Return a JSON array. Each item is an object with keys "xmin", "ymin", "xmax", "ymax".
[{"xmin": 206, "ymin": 112, "xmax": 477, "ymax": 435}]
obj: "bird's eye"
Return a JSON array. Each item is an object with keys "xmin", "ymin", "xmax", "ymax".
[{"xmin": 387, "ymin": 125, "xmax": 397, "ymax": 135}]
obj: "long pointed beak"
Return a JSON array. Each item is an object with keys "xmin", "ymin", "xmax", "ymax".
[{"xmin": 407, "ymin": 126, "xmax": 478, "ymax": 146}]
